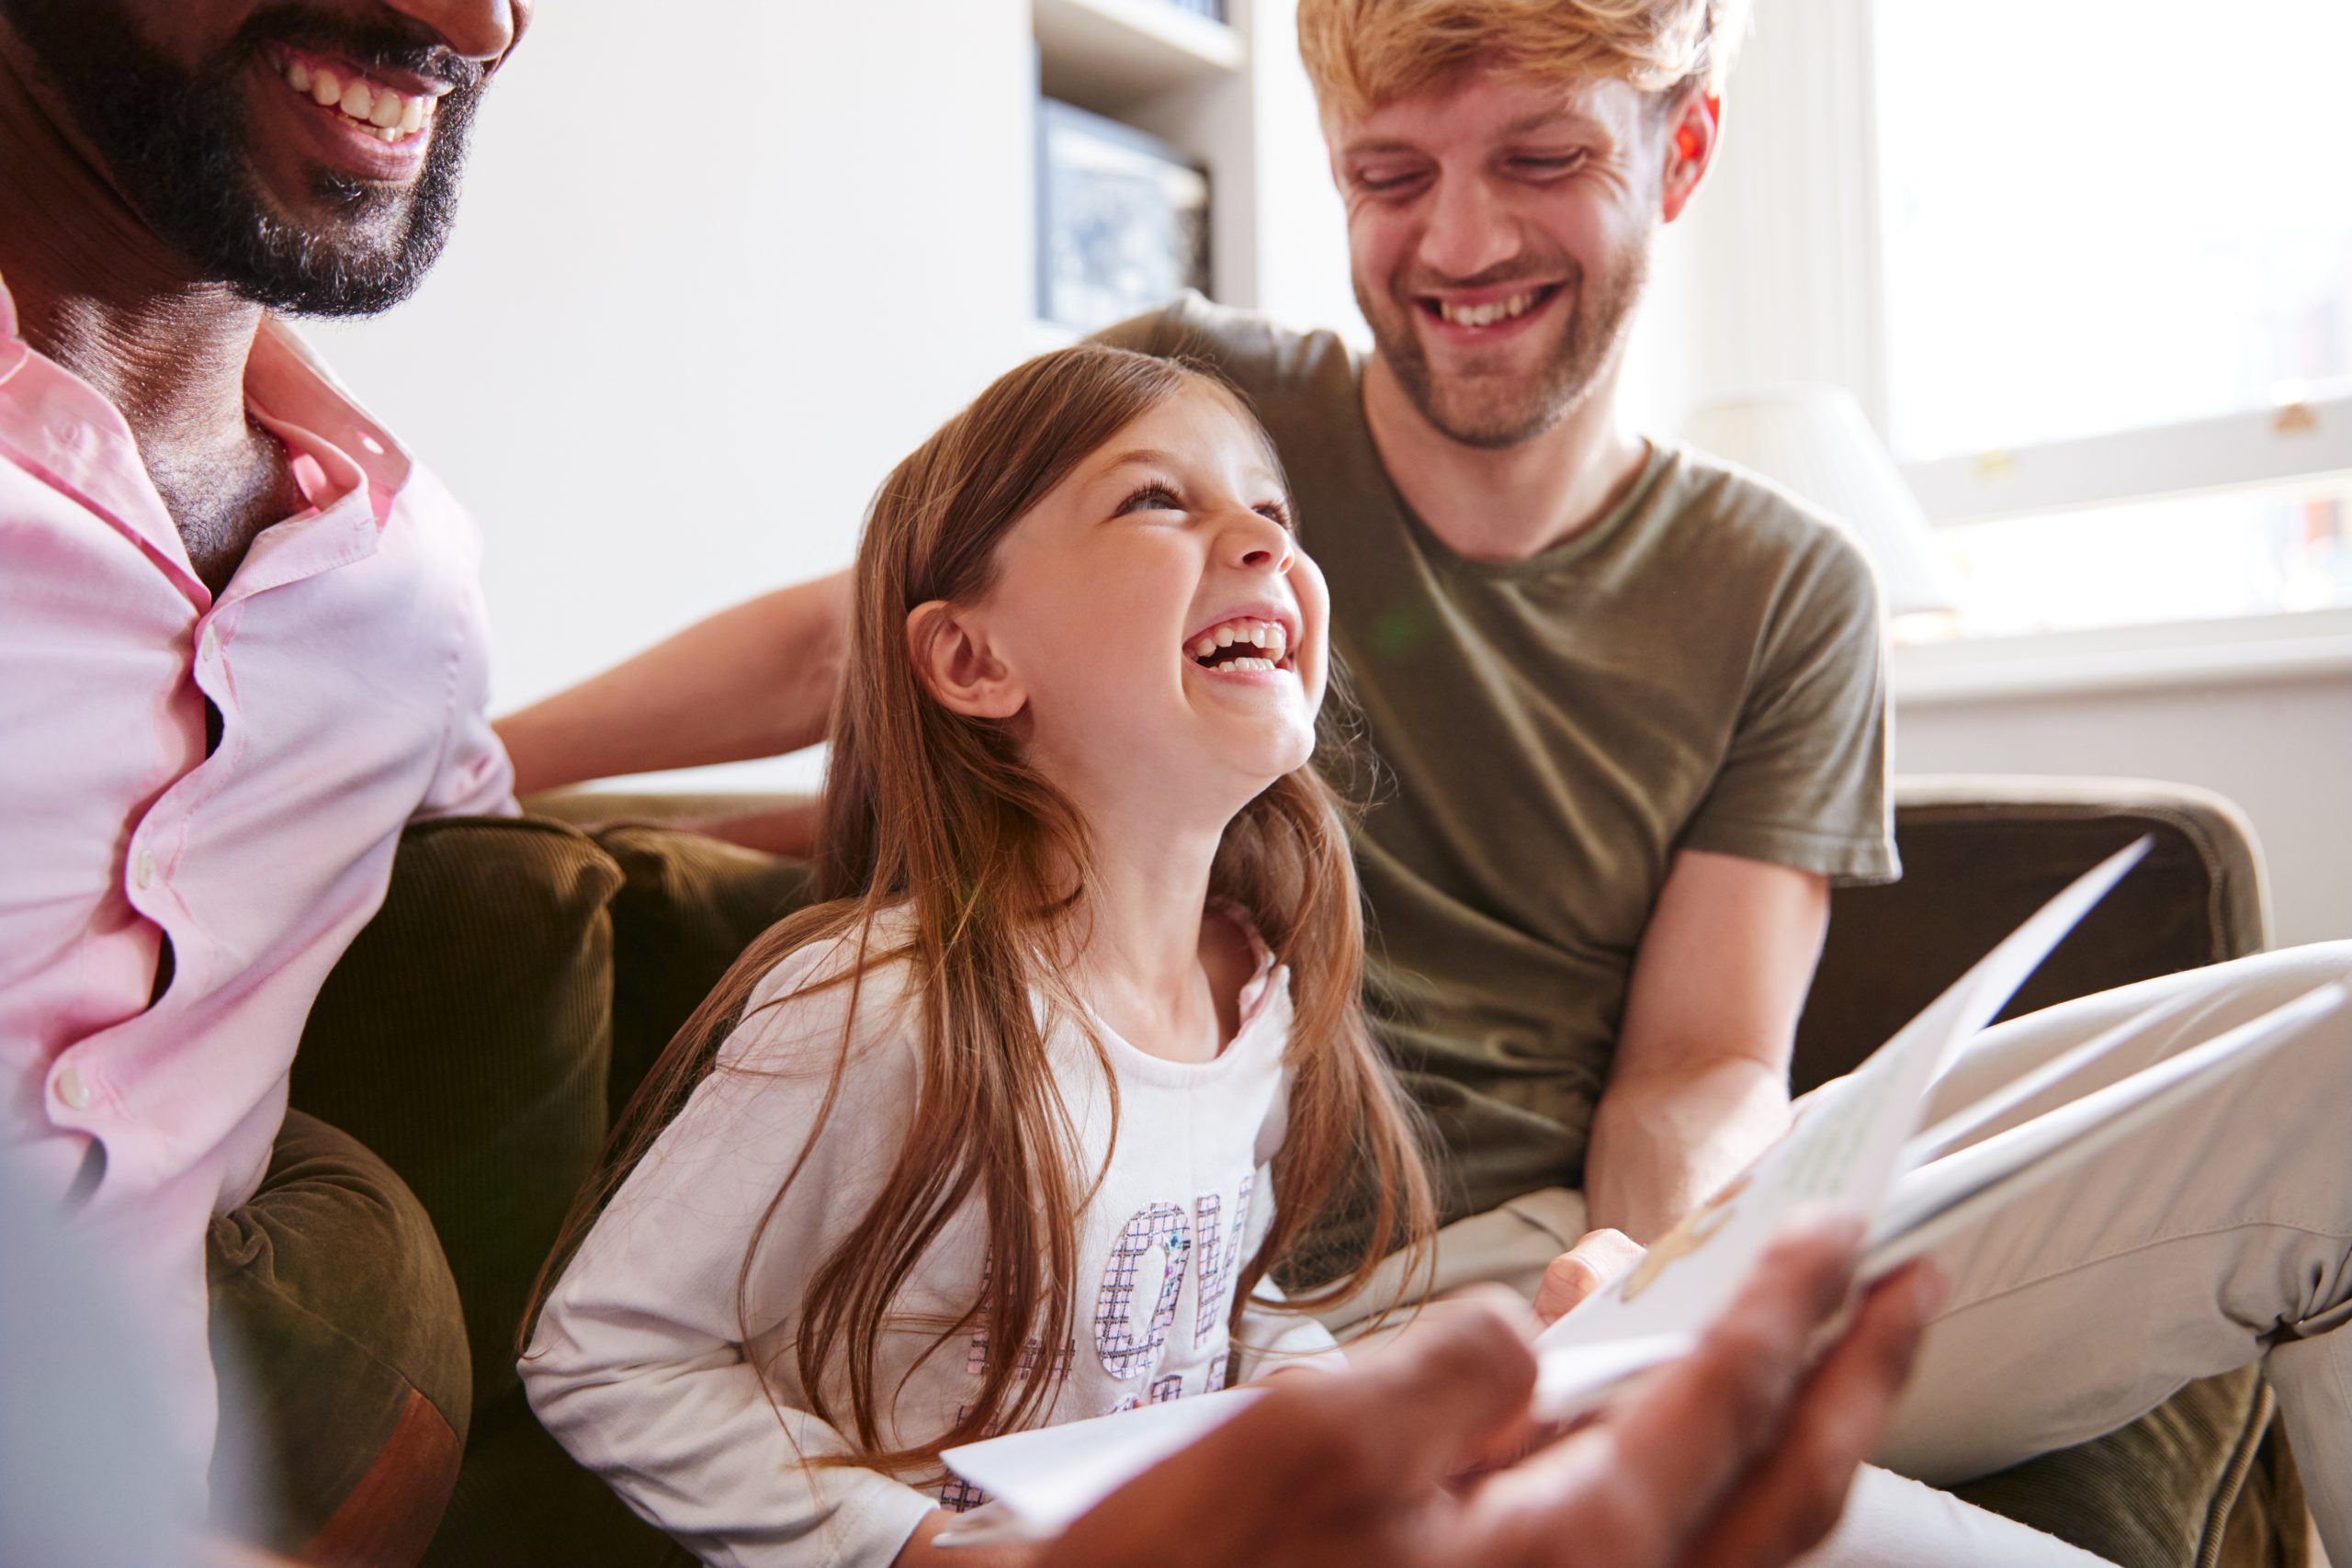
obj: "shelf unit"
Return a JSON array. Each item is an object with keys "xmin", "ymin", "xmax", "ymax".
[
  {"xmin": 1034, "ymin": 0, "xmax": 1243, "ymax": 107},
  {"xmin": 1028, "ymin": 0, "xmax": 1253, "ymax": 337},
  {"xmin": 1023, "ymin": 0, "xmax": 1360, "ymax": 352}
]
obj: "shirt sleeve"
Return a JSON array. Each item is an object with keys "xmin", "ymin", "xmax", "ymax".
[
  {"xmin": 522, "ymin": 942, "xmax": 936, "ymax": 1568},
  {"xmin": 415, "ymin": 497, "xmax": 518, "ymax": 820},
  {"xmin": 1679, "ymin": 529, "xmax": 1899, "ymax": 886}
]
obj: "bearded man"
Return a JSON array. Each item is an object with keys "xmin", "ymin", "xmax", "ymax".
[{"xmin": 0, "ymin": 1, "xmax": 533, "ymax": 1553}]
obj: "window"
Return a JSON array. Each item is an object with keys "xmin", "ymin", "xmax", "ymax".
[{"xmin": 1871, "ymin": 0, "xmax": 2352, "ymax": 640}]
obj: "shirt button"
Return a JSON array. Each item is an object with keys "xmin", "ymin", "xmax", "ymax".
[
  {"xmin": 133, "ymin": 847, "xmax": 157, "ymax": 889},
  {"xmin": 198, "ymin": 625, "xmax": 220, "ymax": 663},
  {"xmin": 54, "ymin": 1066, "xmax": 92, "ymax": 1111}
]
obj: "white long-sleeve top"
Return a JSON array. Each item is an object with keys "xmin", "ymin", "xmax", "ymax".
[{"xmin": 523, "ymin": 911, "xmax": 1339, "ymax": 1568}]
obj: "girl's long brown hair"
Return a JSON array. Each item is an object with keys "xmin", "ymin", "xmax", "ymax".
[{"xmin": 526, "ymin": 344, "xmax": 1433, "ymax": 1479}]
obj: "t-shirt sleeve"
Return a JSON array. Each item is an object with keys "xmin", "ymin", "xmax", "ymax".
[
  {"xmin": 1678, "ymin": 531, "xmax": 1899, "ymax": 886},
  {"xmin": 521, "ymin": 941, "xmax": 936, "ymax": 1568}
]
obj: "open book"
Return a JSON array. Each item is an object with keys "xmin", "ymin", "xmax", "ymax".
[{"xmin": 935, "ymin": 838, "xmax": 2346, "ymax": 1544}]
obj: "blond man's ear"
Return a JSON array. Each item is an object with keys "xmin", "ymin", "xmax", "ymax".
[
  {"xmin": 1660, "ymin": 90, "xmax": 1723, "ymax": 223},
  {"xmin": 906, "ymin": 600, "xmax": 1026, "ymax": 720}
]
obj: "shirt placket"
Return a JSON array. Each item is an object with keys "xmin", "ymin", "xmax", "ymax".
[{"xmin": 47, "ymin": 489, "xmax": 382, "ymax": 1129}]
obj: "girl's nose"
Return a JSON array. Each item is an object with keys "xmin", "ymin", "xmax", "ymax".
[{"xmin": 1228, "ymin": 511, "xmax": 1294, "ymax": 572}]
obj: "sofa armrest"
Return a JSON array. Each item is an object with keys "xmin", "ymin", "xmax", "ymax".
[{"xmin": 1793, "ymin": 774, "xmax": 2272, "ymax": 1094}]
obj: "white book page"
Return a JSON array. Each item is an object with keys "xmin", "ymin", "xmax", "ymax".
[
  {"xmin": 1866, "ymin": 982, "xmax": 2345, "ymax": 1271},
  {"xmin": 937, "ymin": 1387, "xmax": 1262, "ymax": 1541},
  {"xmin": 1528, "ymin": 837, "xmax": 2154, "ymax": 1417}
]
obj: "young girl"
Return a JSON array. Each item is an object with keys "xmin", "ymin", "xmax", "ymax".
[{"xmin": 521, "ymin": 344, "xmax": 1435, "ymax": 1567}]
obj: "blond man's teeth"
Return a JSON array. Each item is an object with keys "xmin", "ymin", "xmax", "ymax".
[
  {"xmin": 1439, "ymin": 291, "xmax": 1540, "ymax": 327},
  {"xmin": 279, "ymin": 54, "xmax": 433, "ymax": 142}
]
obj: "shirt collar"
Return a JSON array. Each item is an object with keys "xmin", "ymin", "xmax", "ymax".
[
  {"xmin": 0, "ymin": 271, "xmax": 31, "ymax": 389},
  {"xmin": 245, "ymin": 316, "xmax": 413, "ymax": 519},
  {"xmin": 0, "ymin": 267, "xmax": 414, "ymax": 548}
]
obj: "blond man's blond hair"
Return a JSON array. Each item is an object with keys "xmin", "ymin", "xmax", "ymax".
[{"xmin": 1296, "ymin": 0, "xmax": 1747, "ymax": 121}]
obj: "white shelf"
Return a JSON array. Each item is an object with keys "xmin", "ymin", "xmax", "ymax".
[{"xmin": 1034, "ymin": 0, "xmax": 1243, "ymax": 111}]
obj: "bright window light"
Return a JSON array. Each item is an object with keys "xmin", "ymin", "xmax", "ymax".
[
  {"xmin": 1924, "ymin": 479, "xmax": 2351, "ymax": 640},
  {"xmin": 1873, "ymin": 1, "xmax": 2352, "ymax": 462}
]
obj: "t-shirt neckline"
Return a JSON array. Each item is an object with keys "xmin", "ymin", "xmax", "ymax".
[{"xmin": 1340, "ymin": 351, "xmax": 1679, "ymax": 581}]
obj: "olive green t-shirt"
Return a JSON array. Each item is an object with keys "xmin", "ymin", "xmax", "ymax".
[{"xmin": 1100, "ymin": 294, "xmax": 1898, "ymax": 1232}]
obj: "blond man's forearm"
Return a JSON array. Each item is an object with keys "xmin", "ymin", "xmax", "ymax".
[
  {"xmin": 1583, "ymin": 1055, "xmax": 1792, "ymax": 1244},
  {"xmin": 494, "ymin": 570, "xmax": 851, "ymax": 795}
]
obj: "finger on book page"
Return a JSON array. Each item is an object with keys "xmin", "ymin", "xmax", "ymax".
[
  {"xmin": 1553, "ymin": 1214, "xmax": 1868, "ymax": 1560},
  {"xmin": 1533, "ymin": 1228, "xmax": 1647, "ymax": 1325},
  {"xmin": 1679, "ymin": 1262, "xmax": 1944, "ymax": 1568},
  {"xmin": 1045, "ymin": 1296, "xmax": 1541, "ymax": 1567}
]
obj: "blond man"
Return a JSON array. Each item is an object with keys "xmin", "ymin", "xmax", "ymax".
[{"xmin": 1113, "ymin": 4, "xmax": 2352, "ymax": 1563}]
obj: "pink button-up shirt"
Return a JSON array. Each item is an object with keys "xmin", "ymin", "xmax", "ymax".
[{"xmin": 0, "ymin": 272, "xmax": 516, "ymax": 1476}]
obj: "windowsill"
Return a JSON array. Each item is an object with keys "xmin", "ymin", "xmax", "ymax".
[{"xmin": 1892, "ymin": 608, "xmax": 2352, "ymax": 705}]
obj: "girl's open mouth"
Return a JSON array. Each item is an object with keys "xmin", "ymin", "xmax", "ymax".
[{"xmin": 1184, "ymin": 615, "xmax": 1295, "ymax": 675}]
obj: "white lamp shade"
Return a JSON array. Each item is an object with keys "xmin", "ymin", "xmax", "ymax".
[{"xmin": 1681, "ymin": 386, "xmax": 1958, "ymax": 616}]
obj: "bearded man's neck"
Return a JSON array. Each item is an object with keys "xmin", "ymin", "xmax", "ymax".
[{"xmin": 0, "ymin": 39, "xmax": 265, "ymax": 479}]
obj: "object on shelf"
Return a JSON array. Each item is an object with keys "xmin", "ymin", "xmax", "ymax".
[{"xmin": 1035, "ymin": 96, "xmax": 1211, "ymax": 333}]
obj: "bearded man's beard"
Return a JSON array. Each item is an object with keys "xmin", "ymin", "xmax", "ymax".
[
  {"xmin": 1360, "ymin": 238, "xmax": 1652, "ymax": 450},
  {"xmin": 0, "ymin": 0, "xmax": 486, "ymax": 316}
]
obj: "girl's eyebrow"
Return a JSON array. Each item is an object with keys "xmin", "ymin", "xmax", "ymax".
[
  {"xmin": 1096, "ymin": 448, "xmax": 1182, "ymax": 475},
  {"xmin": 1096, "ymin": 446, "xmax": 1285, "ymax": 496}
]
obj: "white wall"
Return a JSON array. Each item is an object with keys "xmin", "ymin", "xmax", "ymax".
[
  {"xmin": 307, "ymin": 0, "xmax": 1040, "ymax": 790},
  {"xmin": 305, "ymin": 0, "xmax": 1366, "ymax": 794}
]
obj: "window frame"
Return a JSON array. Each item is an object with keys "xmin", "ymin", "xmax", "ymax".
[{"xmin": 1829, "ymin": 0, "xmax": 2352, "ymax": 680}]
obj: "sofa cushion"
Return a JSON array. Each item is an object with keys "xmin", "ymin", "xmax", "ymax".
[
  {"xmin": 290, "ymin": 815, "xmax": 623, "ymax": 1417},
  {"xmin": 1951, "ymin": 1364, "xmax": 2304, "ymax": 1568},
  {"xmin": 592, "ymin": 822, "xmax": 814, "ymax": 1120},
  {"xmin": 1798, "ymin": 777, "xmax": 2269, "ymax": 1096}
]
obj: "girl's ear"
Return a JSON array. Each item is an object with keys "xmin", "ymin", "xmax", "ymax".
[{"xmin": 907, "ymin": 600, "xmax": 1027, "ymax": 720}]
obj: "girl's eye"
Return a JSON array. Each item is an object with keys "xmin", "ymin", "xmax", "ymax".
[
  {"xmin": 1255, "ymin": 501, "xmax": 1295, "ymax": 531},
  {"xmin": 1117, "ymin": 481, "xmax": 1183, "ymax": 516}
]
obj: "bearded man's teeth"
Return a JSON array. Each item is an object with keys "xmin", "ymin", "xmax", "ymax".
[{"xmin": 278, "ymin": 51, "xmax": 434, "ymax": 143}]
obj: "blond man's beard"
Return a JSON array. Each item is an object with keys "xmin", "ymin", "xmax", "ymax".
[{"xmin": 1358, "ymin": 238, "xmax": 1651, "ymax": 450}]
